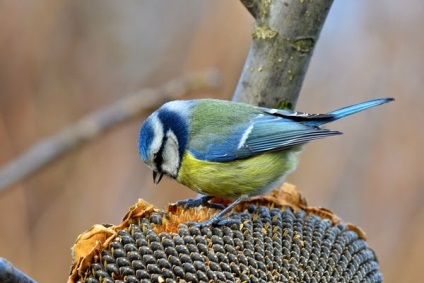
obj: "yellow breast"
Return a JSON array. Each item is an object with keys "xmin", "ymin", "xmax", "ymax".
[{"xmin": 177, "ymin": 149, "xmax": 301, "ymax": 199}]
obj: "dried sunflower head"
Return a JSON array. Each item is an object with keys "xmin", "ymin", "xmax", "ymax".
[{"xmin": 68, "ymin": 184, "xmax": 382, "ymax": 283}]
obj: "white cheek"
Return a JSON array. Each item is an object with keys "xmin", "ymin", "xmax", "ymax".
[
  {"xmin": 162, "ymin": 141, "xmax": 179, "ymax": 175},
  {"xmin": 161, "ymin": 130, "xmax": 180, "ymax": 177}
]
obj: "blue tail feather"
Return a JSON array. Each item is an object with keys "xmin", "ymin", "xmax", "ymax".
[
  {"xmin": 304, "ymin": 98, "xmax": 394, "ymax": 126},
  {"xmin": 329, "ymin": 98, "xmax": 394, "ymax": 120}
]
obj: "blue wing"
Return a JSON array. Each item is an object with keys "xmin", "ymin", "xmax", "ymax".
[{"xmin": 191, "ymin": 113, "xmax": 341, "ymax": 162}]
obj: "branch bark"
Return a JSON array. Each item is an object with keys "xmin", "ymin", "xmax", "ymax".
[
  {"xmin": 0, "ymin": 70, "xmax": 221, "ymax": 194},
  {"xmin": 234, "ymin": 0, "xmax": 334, "ymax": 109},
  {"xmin": 0, "ymin": 258, "xmax": 36, "ymax": 283}
]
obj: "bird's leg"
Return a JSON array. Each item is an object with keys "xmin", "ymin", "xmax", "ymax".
[
  {"xmin": 187, "ymin": 194, "xmax": 249, "ymax": 228},
  {"xmin": 176, "ymin": 195, "xmax": 226, "ymax": 210}
]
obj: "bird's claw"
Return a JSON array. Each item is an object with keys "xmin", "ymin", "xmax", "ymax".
[
  {"xmin": 186, "ymin": 216, "xmax": 241, "ymax": 228},
  {"xmin": 176, "ymin": 196, "xmax": 225, "ymax": 210},
  {"xmin": 181, "ymin": 194, "xmax": 248, "ymax": 228}
]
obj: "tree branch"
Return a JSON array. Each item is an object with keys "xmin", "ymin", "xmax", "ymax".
[
  {"xmin": 233, "ymin": 0, "xmax": 334, "ymax": 109},
  {"xmin": 0, "ymin": 69, "xmax": 221, "ymax": 194},
  {"xmin": 0, "ymin": 258, "xmax": 36, "ymax": 283}
]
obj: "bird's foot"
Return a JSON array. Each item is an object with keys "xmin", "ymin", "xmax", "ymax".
[
  {"xmin": 186, "ymin": 216, "xmax": 241, "ymax": 228},
  {"xmin": 175, "ymin": 196, "xmax": 226, "ymax": 210},
  {"xmin": 185, "ymin": 194, "xmax": 249, "ymax": 228}
]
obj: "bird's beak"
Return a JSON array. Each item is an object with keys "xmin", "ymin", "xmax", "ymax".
[{"xmin": 153, "ymin": 171, "xmax": 164, "ymax": 184}]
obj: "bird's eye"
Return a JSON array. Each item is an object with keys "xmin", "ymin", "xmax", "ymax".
[
  {"xmin": 153, "ymin": 151, "xmax": 163, "ymax": 170},
  {"xmin": 153, "ymin": 153, "xmax": 159, "ymax": 162}
]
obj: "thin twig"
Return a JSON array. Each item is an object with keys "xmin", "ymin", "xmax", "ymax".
[
  {"xmin": 0, "ymin": 69, "xmax": 221, "ymax": 194},
  {"xmin": 0, "ymin": 258, "xmax": 37, "ymax": 283},
  {"xmin": 233, "ymin": 0, "xmax": 334, "ymax": 109}
]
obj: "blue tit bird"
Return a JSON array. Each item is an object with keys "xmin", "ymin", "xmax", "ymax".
[{"xmin": 138, "ymin": 97, "xmax": 394, "ymax": 227}]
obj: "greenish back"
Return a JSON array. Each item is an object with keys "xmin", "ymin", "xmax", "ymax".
[{"xmin": 188, "ymin": 99, "xmax": 262, "ymax": 152}]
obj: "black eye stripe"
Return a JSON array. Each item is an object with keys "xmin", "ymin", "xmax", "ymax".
[{"xmin": 154, "ymin": 136, "xmax": 167, "ymax": 171}]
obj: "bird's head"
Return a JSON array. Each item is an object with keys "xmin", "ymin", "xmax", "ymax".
[{"xmin": 138, "ymin": 101, "xmax": 190, "ymax": 184}]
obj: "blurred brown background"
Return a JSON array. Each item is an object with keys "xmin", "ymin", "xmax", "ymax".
[{"xmin": 0, "ymin": 1, "xmax": 422, "ymax": 282}]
